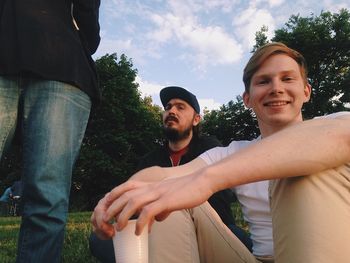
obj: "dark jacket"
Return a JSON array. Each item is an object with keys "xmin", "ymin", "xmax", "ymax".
[
  {"xmin": 0, "ymin": 0, "xmax": 101, "ymax": 102},
  {"xmin": 137, "ymin": 136, "xmax": 236, "ymax": 227}
]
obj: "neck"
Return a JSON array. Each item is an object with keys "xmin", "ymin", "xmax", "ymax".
[
  {"xmin": 168, "ymin": 134, "xmax": 193, "ymax": 151},
  {"xmin": 259, "ymin": 116, "xmax": 304, "ymax": 138}
]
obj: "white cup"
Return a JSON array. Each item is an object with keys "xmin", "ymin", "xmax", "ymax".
[{"xmin": 112, "ymin": 219, "xmax": 148, "ymax": 263}]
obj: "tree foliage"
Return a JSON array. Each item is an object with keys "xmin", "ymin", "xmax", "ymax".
[
  {"xmin": 71, "ymin": 54, "xmax": 163, "ymax": 210},
  {"xmin": 202, "ymin": 97, "xmax": 259, "ymax": 146},
  {"xmin": 253, "ymin": 25, "xmax": 269, "ymax": 52},
  {"xmin": 256, "ymin": 9, "xmax": 350, "ymax": 118}
]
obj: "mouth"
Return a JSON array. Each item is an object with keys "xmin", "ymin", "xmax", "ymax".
[
  {"xmin": 263, "ymin": 100, "xmax": 290, "ymax": 107},
  {"xmin": 165, "ymin": 116, "xmax": 179, "ymax": 124}
]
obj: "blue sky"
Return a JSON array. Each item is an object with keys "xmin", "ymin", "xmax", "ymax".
[{"xmin": 94, "ymin": 0, "xmax": 349, "ymax": 113}]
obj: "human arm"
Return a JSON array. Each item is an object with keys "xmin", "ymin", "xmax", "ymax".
[
  {"xmin": 91, "ymin": 157, "xmax": 207, "ymax": 239},
  {"xmin": 207, "ymin": 113, "xmax": 350, "ymax": 192},
  {"xmin": 129, "ymin": 157, "xmax": 207, "ymax": 182},
  {"xmin": 94, "ymin": 114, "xmax": 350, "ymax": 236}
]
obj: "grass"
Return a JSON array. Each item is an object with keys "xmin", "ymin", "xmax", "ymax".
[
  {"xmin": 0, "ymin": 203, "xmax": 247, "ymax": 263},
  {"xmin": 0, "ymin": 212, "xmax": 98, "ymax": 263}
]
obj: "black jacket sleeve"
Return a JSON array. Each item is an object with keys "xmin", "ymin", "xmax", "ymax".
[{"xmin": 72, "ymin": 0, "xmax": 101, "ymax": 54}]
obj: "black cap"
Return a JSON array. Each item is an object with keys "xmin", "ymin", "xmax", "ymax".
[{"xmin": 160, "ymin": 86, "xmax": 200, "ymax": 113}]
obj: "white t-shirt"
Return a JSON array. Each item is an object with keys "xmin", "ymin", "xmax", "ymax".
[
  {"xmin": 199, "ymin": 111, "xmax": 350, "ymax": 256},
  {"xmin": 200, "ymin": 139, "xmax": 273, "ymax": 256}
]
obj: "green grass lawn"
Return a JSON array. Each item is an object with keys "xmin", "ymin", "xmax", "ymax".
[
  {"xmin": 0, "ymin": 203, "xmax": 247, "ymax": 263},
  {"xmin": 0, "ymin": 212, "xmax": 98, "ymax": 263}
]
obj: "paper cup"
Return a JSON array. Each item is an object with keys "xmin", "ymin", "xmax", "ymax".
[{"xmin": 112, "ymin": 219, "xmax": 148, "ymax": 263}]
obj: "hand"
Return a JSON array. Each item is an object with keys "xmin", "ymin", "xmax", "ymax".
[
  {"xmin": 91, "ymin": 192, "xmax": 115, "ymax": 240},
  {"xmin": 102, "ymin": 171, "xmax": 213, "ymax": 235},
  {"xmin": 91, "ymin": 181, "xmax": 153, "ymax": 239}
]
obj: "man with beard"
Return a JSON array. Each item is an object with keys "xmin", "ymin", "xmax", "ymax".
[{"xmin": 89, "ymin": 86, "xmax": 251, "ymax": 263}]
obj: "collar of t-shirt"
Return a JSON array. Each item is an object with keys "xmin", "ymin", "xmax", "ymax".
[{"xmin": 169, "ymin": 145, "xmax": 189, "ymax": 166}]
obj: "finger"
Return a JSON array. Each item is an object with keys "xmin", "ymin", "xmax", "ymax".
[
  {"xmin": 91, "ymin": 196, "xmax": 115, "ymax": 238},
  {"xmin": 135, "ymin": 198, "xmax": 171, "ymax": 235},
  {"xmin": 103, "ymin": 181, "xmax": 148, "ymax": 223},
  {"xmin": 114, "ymin": 186, "xmax": 160, "ymax": 231},
  {"xmin": 107, "ymin": 180, "xmax": 144, "ymax": 203}
]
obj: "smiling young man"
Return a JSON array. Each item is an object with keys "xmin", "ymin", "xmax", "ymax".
[{"xmin": 92, "ymin": 43, "xmax": 350, "ymax": 263}]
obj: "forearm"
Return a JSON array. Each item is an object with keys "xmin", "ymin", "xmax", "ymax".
[
  {"xmin": 205, "ymin": 116, "xmax": 350, "ymax": 193},
  {"xmin": 129, "ymin": 166, "xmax": 166, "ymax": 182},
  {"xmin": 130, "ymin": 157, "xmax": 208, "ymax": 182}
]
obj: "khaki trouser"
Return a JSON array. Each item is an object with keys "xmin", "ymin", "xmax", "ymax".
[
  {"xmin": 149, "ymin": 202, "xmax": 271, "ymax": 263},
  {"xmin": 148, "ymin": 163, "xmax": 350, "ymax": 263},
  {"xmin": 270, "ymin": 163, "xmax": 350, "ymax": 263}
]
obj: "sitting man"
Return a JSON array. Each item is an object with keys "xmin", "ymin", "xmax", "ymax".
[
  {"xmin": 92, "ymin": 43, "xmax": 350, "ymax": 262},
  {"xmin": 89, "ymin": 86, "xmax": 251, "ymax": 262}
]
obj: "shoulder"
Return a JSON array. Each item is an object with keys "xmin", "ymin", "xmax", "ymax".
[
  {"xmin": 314, "ymin": 111, "xmax": 350, "ymax": 120},
  {"xmin": 200, "ymin": 138, "xmax": 257, "ymax": 165},
  {"xmin": 226, "ymin": 139, "xmax": 256, "ymax": 154}
]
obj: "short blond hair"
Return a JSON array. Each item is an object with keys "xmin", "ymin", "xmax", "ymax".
[{"xmin": 243, "ymin": 42, "xmax": 308, "ymax": 93}]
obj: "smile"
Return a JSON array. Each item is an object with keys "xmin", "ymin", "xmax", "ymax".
[{"xmin": 263, "ymin": 101, "xmax": 290, "ymax": 106}]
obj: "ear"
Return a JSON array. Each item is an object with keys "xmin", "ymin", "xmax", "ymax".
[
  {"xmin": 192, "ymin": 113, "xmax": 201, "ymax": 127},
  {"xmin": 243, "ymin": 91, "xmax": 251, "ymax": 108},
  {"xmin": 303, "ymin": 83, "xmax": 312, "ymax": 102}
]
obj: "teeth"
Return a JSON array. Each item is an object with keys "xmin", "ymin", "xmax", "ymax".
[{"xmin": 265, "ymin": 101, "xmax": 288, "ymax": 106}]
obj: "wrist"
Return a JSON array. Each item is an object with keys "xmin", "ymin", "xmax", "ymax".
[{"xmin": 199, "ymin": 166, "xmax": 224, "ymax": 197}]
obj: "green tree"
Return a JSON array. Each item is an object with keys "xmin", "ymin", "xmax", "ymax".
[
  {"xmin": 253, "ymin": 25, "xmax": 269, "ymax": 52},
  {"xmin": 202, "ymin": 96, "xmax": 259, "ymax": 146},
  {"xmin": 71, "ymin": 54, "xmax": 163, "ymax": 210},
  {"xmin": 255, "ymin": 9, "xmax": 350, "ymax": 118}
]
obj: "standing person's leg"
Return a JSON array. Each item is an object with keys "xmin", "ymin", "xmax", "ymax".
[
  {"xmin": 149, "ymin": 202, "xmax": 260, "ymax": 263},
  {"xmin": 270, "ymin": 164, "xmax": 350, "ymax": 263},
  {"xmin": 16, "ymin": 79, "xmax": 91, "ymax": 263},
  {"xmin": 0, "ymin": 76, "xmax": 19, "ymax": 160}
]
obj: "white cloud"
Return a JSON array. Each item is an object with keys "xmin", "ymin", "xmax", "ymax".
[
  {"xmin": 94, "ymin": 35, "xmax": 162, "ymax": 64},
  {"xmin": 135, "ymin": 75, "xmax": 163, "ymax": 98},
  {"xmin": 269, "ymin": 0, "xmax": 285, "ymax": 6},
  {"xmin": 147, "ymin": 11, "xmax": 243, "ymax": 69},
  {"xmin": 233, "ymin": 5, "xmax": 275, "ymax": 49},
  {"xmin": 147, "ymin": 14, "xmax": 174, "ymax": 43},
  {"xmin": 199, "ymin": 98, "xmax": 222, "ymax": 113},
  {"xmin": 175, "ymin": 23, "xmax": 243, "ymax": 66},
  {"xmin": 323, "ymin": 0, "xmax": 350, "ymax": 13}
]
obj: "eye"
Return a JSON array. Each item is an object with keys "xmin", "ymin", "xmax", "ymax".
[
  {"xmin": 177, "ymin": 104, "xmax": 185, "ymax": 110},
  {"xmin": 282, "ymin": 76, "xmax": 294, "ymax": 82},
  {"xmin": 256, "ymin": 79, "xmax": 269, "ymax": 85},
  {"xmin": 164, "ymin": 104, "xmax": 172, "ymax": 111}
]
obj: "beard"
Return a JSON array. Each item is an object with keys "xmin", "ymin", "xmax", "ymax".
[{"xmin": 163, "ymin": 125, "xmax": 192, "ymax": 142}]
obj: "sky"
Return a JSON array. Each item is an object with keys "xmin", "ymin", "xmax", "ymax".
[{"xmin": 94, "ymin": 0, "xmax": 349, "ymax": 113}]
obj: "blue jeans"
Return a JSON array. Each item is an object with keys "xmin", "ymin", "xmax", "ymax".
[{"xmin": 0, "ymin": 76, "xmax": 91, "ymax": 262}]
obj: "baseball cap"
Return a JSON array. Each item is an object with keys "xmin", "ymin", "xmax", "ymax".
[{"xmin": 160, "ymin": 86, "xmax": 200, "ymax": 113}]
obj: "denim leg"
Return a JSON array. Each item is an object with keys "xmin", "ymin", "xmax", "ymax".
[
  {"xmin": 0, "ymin": 76, "xmax": 19, "ymax": 160},
  {"xmin": 16, "ymin": 80, "xmax": 91, "ymax": 263}
]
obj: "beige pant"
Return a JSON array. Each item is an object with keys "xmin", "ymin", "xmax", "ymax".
[
  {"xmin": 149, "ymin": 202, "xmax": 270, "ymax": 263},
  {"xmin": 148, "ymin": 163, "xmax": 350, "ymax": 263},
  {"xmin": 270, "ymin": 163, "xmax": 350, "ymax": 263}
]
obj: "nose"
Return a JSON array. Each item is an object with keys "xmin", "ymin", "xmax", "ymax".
[
  {"xmin": 167, "ymin": 105, "xmax": 177, "ymax": 115},
  {"xmin": 270, "ymin": 79, "xmax": 284, "ymax": 94}
]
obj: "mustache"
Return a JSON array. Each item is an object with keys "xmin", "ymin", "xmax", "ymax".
[{"xmin": 165, "ymin": 116, "xmax": 179, "ymax": 123}]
